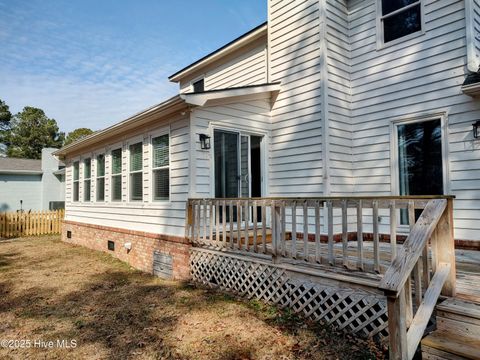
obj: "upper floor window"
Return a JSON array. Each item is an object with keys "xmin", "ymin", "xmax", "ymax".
[
  {"xmin": 73, "ymin": 161, "xmax": 79, "ymax": 202},
  {"xmin": 152, "ymin": 134, "xmax": 169, "ymax": 201},
  {"xmin": 380, "ymin": 0, "xmax": 421, "ymax": 43},
  {"xmin": 111, "ymin": 148, "xmax": 122, "ymax": 202},
  {"xmin": 192, "ymin": 78, "xmax": 204, "ymax": 92},
  {"xmin": 96, "ymin": 154, "xmax": 105, "ymax": 201},
  {"xmin": 83, "ymin": 158, "xmax": 91, "ymax": 202},
  {"xmin": 129, "ymin": 142, "xmax": 143, "ymax": 201}
]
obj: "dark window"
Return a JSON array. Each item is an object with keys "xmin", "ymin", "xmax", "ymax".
[
  {"xmin": 84, "ymin": 158, "xmax": 91, "ymax": 202},
  {"xmin": 67, "ymin": 231, "xmax": 72, "ymax": 239},
  {"xmin": 96, "ymin": 154, "xmax": 105, "ymax": 201},
  {"xmin": 398, "ymin": 119, "xmax": 443, "ymax": 224},
  {"xmin": 73, "ymin": 161, "xmax": 79, "ymax": 202},
  {"xmin": 381, "ymin": 0, "xmax": 421, "ymax": 43},
  {"xmin": 107, "ymin": 240, "xmax": 115, "ymax": 251},
  {"xmin": 192, "ymin": 78, "xmax": 204, "ymax": 92}
]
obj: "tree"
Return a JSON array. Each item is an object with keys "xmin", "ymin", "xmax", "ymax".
[
  {"xmin": 0, "ymin": 99, "xmax": 12, "ymax": 156},
  {"xmin": 64, "ymin": 127, "xmax": 94, "ymax": 146},
  {"xmin": 0, "ymin": 99, "xmax": 11, "ymax": 132},
  {"xmin": 5, "ymin": 106, "xmax": 64, "ymax": 159}
]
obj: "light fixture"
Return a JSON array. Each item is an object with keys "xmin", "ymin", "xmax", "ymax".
[
  {"xmin": 473, "ymin": 120, "xmax": 480, "ymax": 139},
  {"xmin": 199, "ymin": 134, "xmax": 211, "ymax": 149}
]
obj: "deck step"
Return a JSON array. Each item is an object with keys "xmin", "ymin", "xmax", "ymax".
[
  {"xmin": 437, "ymin": 298, "xmax": 480, "ymax": 326},
  {"xmin": 422, "ymin": 298, "xmax": 480, "ymax": 359},
  {"xmin": 421, "ymin": 331, "xmax": 480, "ymax": 360}
]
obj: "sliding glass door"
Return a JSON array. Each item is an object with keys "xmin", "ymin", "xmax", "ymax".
[{"xmin": 214, "ymin": 129, "xmax": 263, "ymax": 222}]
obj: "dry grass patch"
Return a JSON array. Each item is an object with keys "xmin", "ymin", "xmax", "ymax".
[{"xmin": 0, "ymin": 236, "xmax": 385, "ymax": 359}]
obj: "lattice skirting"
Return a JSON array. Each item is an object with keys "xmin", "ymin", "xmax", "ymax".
[{"xmin": 190, "ymin": 248, "xmax": 389, "ymax": 339}]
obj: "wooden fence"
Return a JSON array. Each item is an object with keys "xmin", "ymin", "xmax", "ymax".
[{"xmin": 0, "ymin": 209, "xmax": 65, "ymax": 238}]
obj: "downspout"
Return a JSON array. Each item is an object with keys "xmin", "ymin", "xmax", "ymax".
[{"xmin": 319, "ymin": 0, "xmax": 331, "ymax": 196}]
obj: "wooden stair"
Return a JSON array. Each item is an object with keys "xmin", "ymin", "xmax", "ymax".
[{"xmin": 421, "ymin": 298, "xmax": 480, "ymax": 359}]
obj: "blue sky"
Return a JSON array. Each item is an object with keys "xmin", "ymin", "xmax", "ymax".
[{"xmin": 0, "ymin": 0, "xmax": 266, "ymax": 133}]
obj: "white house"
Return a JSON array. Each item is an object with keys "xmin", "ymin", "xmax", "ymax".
[
  {"xmin": 54, "ymin": 0, "xmax": 480, "ymax": 279},
  {"xmin": 0, "ymin": 148, "xmax": 65, "ymax": 211}
]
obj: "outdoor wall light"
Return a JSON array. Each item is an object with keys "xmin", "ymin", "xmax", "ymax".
[
  {"xmin": 199, "ymin": 134, "xmax": 211, "ymax": 149},
  {"xmin": 473, "ymin": 120, "xmax": 480, "ymax": 139}
]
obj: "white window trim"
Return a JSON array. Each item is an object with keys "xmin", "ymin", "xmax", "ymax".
[
  {"xmin": 389, "ymin": 111, "xmax": 450, "ymax": 232},
  {"xmin": 376, "ymin": 0, "xmax": 425, "ymax": 50},
  {"xmin": 127, "ymin": 135, "xmax": 144, "ymax": 203},
  {"xmin": 209, "ymin": 122, "xmax": 269, "ymax": 200},
  {"xmin": 189, "ymin": 74, "xmax": 206, "ymax": 92},
  {"xmin": 150, "ymin": 127, "xmax": 171, "ymax": 203},
  {"xmin": 95, "ymin": 152, "xmax": 106, "ymax": 202},
  {"xmin": 109, "ymin": 142, "xmax": 123, "ymax": 203}
]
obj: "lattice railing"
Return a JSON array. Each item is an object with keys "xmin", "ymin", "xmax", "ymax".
[{"xmin": 190, "ymin": 249, "xmax": 389, "ymax": 339}]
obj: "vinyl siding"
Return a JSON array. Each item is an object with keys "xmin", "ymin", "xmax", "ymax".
[
  {"xmin": 348, "ymin": 0, "xmax": 480, "ymax": 241},
  {"xmin": 269, "ymin": 0, "xmax": 325, "ymax": 196},
  {"xmin": 326, "ymin": 0, "xmax": 354, "ymax": 195},
  {"xmin": 190, "ymin": 97, "xmax": 272, "ymax": 198},
  {"xmin": 179, "ymin": 38, "xmax": 268, "ymax": 93},
  {"xmin": 64, "ymin": 114, "xmax": 190, "ymax": 237}
]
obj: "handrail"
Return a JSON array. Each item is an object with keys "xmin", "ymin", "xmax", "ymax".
[
  {"xmin": 379, "ymin": 198, "xmax": 456, "ymax": 360},
  {"xmin": 379, "ymin": 199, "xmax": 447, "ymax": 296}
]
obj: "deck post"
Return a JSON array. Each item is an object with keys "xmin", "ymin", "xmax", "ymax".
[
  {"xmin": 387, "ymin": 289, "xmax": 408, "ymax": 360},
  {"xmin": 185, "ymin": 200, "xmax": 193, "ymax": 240},
  {"xmin": 435, "ymin": 198, "xmax": 456, "ymax": 297}
]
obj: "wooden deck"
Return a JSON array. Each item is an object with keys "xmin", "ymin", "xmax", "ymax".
[{"xmin": 186, "ymin": 196, "xmax": 477, "ymax": 359}]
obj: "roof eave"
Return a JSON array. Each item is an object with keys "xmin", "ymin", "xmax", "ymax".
[
  {"xmin": 181, "ymin": 83, "xmax": 281, "ymax": 107},
  {"xmin": 53, "ymin": 95, "xmax": 186, "ymax": 158},
  {"xmin": 461, "ymin": 82, "xmax": 480, "ymax": 96},
  {"xmin": 0, "ymin": 170, "xmax": 43, "ymax": 175},
  {"xmin": 168, "ymin": 22, "xmax": 268, "ymax": 83}
]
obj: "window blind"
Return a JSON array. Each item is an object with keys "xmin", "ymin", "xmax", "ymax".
[
  {"xmin": 73, "ymin": 161, "xmax": 79, "ymax": 181},
  {"xmin": 129, "ymin": 142, "xmax": 143, "ymax": 201},
  {"xmin": 111, "ymin": 148, "xmax": 122, "ymax": 201},
  {"xmin": 111, "ymin": 148, "xmax": 122, "ymax": 174},
  {"xmin": 96, "ymin": 154, "xmax": 105, "ymax": 177},
  {"xmin": 153, "ymin": 135, "xmax": 169, "ymax": 168},
  {"xmin": 130, "ymin": 142, "xmax": 143, "ymax": 172}
]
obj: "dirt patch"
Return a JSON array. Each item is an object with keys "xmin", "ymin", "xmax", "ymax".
[{"xmin": 0, "ymin": 236, "xmax": 385, "ymax": 359}]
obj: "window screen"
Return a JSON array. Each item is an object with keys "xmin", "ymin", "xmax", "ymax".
[
  {"xmin": 129, "ymin": 142, "xmax": 143, "ymax": 201},
  {"xmin": 84, "ymin": 158, "xmax": 91, "ymax": 202},
  {"xmin": 111, "ymin": 148, "xmax": 122, "ymax": 201},
  {"xmin": 152, "ymin": 134, "xmax": 170, "ymax": 201},
  {"xmin": 73, "ymin": 161, "xmax": 79, "ymax": 202},
  {"xmin": 96, "ymin": 154, "xmax": 105, "ymax": 201},
  {"xmin": 192, "ymin": 78, "xmax": 204, "ymax": 92}
]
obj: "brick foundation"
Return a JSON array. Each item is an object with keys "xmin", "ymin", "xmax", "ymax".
[{"xmin": 62, "ymin": 220, "xmax": 191, "ymax": 280}]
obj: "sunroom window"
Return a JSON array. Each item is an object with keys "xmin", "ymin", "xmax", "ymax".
[
  {"xmin": 83, "ymin": 158, "xmax": 91, "ymax": 202},
  {"xmin": 73, "ymin": 161, "xmax": 79, "ymax": 202},
  {"xmin": 111, "ymin": 148, "xmax": 122, "ymax": 202},
  {"xmin": 380, "ymin": 0, "xmax": 421, "ymax": 43},
  {"xmin": 152, "ymin": 134, "xmax": 169, "ymax": 201},
  {"xmin": 96, "ymin": 154, "xmax": 105, "ymax": 201},
  {"xmin": 129, "ymin": 142, "xmax": 143, "ymax": 201}
]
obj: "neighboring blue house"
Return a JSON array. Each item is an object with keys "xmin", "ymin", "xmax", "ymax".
[{"xmin": 0, "ymin": 148, "xmax": 65, "ymax": 211}]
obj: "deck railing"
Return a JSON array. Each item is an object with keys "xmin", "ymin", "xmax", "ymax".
[
  {"xmin": 185, "ymin": 196, "xmax": 456, "ymax": 358},
  {"xmin": 379, "ymin": 198, "xmax": 455, "ymax": 359},
  {"xmin": 185, "ymin": 196, "xmax": 451, "ymax": 275}
]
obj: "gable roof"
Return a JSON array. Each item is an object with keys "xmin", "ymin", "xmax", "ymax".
[
  {"xmin": 168, "ymin": 22, "xmax": 267, "ymax": 82},
  {"xmin": 0, "ymin": 157, "xmax": 42, "ymax": 174}
]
